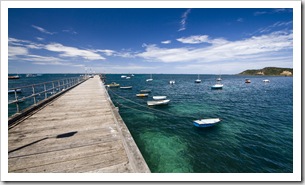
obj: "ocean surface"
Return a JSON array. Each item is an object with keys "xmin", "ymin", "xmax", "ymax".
[
  {"xmin": 105, "ymin": 74, "xmax": 293, "ymax": 173},
  {"xmin": 8, "ymin": 74, "xmax": 293, "ymax": 173}
]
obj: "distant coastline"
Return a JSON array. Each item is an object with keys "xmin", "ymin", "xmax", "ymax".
[{"xmin": 238, "ymin": 67, "xmax": 293, "ymax": 76}]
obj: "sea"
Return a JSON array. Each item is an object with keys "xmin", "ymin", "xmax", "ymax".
[{"xmin": 8, "ymin": 73, "xmax": 293, "ymax": 173}]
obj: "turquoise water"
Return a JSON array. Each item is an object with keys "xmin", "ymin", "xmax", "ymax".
[
  {"xmin": 105, "ymin": 74, "xmax": 293, "ymax": 173},
  {"xmin": 8, "ymin": 74, "xmax": 293, "ymax": 173}
]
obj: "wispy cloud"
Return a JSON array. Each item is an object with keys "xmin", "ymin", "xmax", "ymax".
[
  {"xmin": 178, "ymin": 9, "xmax": 191, "ymax": 32},
  {"xmin": 249, "ymin": 21, "xmax": 292, "ymax": 35},
  {"xmin": 45, "ymin": 43, "xmax": 106, "ymax": 60},
  {"xmin": 177, "ymin": 35, "xmax": 210, "ymax": 44},
  {"xmin": 254, "ymin": 8, "xmax": 291, "ymax": 16},
  {"xmin": 36, "ymin": 37, "xmax": 44, "ymax": 41},
  {"xmin": 161, "ymin": 40, "xmax": 171, "ymax": 44},
  {"xmin": 62, "ymin": 28, "xmax": 78, "ymax": 35},
  {"xmin": 237, "ymin": 18, "xmax": 244, "ymax": 22},
  {"xmin": 32, "ymin": 25, "xmax": 55, "ymax": 35},
  {"xmin": 177, "ymin": 35, "xmax": 228, "ymax": 45},
  {"xmin": 137, "ymin": 30, "xmax": 292, "ymax": 63}
]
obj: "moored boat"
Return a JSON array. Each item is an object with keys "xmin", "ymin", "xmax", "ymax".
[
  {"xmin": 121, "ymin": 75, "xmax": 127, "ymax": 78},
  {"xmin": 195, "ymin": 74, "xmax": 201, "ymax": 83},
  {"xmin": 169, "ymin": 80, "xmax": 175, "ymax": 84},
  {"xmin": 153, "ymin": 96, "xmax": 167, "ymax": 100},
  {"xmin": 106, "ymin": 82, "xmax": 120, "ymax": 87},
  {"xmin": 147, "ymin": 99, "xmax": 170, "ymax": 106},
  {"xmin": 245, "ymin": 79, "xmax": 251, "ymax": 83},
  {"xmin": 8, "ymin": 75, "xmax": 20, "ymax": 80},
  {"xmin": 263, "ymin": 79, "xmax": 270, "ymax": 83},
  {"xmin": 120, "ymin": 86, "xmax": 132, "ymax": 89},
  {"xmin": 136, "ymin": 93, "xmax": 149, "ymax": 97},
  {"xmin": 211, "ymin": 84, "xmax": 223, "ymax": 90},
  {"xmin": 146, "ymin": 74, "xmax": 153, "ymax": 82},
  {"xmin": 193, "ymin": 118, "xmax": 222, "ymax": 127}
]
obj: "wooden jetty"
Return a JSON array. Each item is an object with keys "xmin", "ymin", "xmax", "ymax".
[{"xmin": 8, "ymin": 75, "xmax": 150, "ymax": 173}]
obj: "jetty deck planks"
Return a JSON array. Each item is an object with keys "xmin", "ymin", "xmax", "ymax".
[{"xmin": 8, "ymin": 76, "xmax": 150, "ymax": 173}]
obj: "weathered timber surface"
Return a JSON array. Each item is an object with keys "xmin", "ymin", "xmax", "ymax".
[{"xmin": 8, "ymin": 76, "xmax": 150, "ymax": 173}]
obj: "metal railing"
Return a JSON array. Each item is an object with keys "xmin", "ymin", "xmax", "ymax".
[{"xmin": 8, "ymin": 76, "xmax": 89, "ymax": 116}]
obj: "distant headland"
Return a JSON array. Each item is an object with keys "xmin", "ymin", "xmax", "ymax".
[{"xmin": 239, "ymin": 67, "xmax": 293, "ymax": 76}]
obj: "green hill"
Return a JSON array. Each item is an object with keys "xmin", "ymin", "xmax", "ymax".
[{"xmin": 239, "ymin": 67, "xmax": 293, "ymax": 76}]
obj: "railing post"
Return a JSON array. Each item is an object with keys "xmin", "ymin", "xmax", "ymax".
[
  {"xmin": 14, "ymin": 90, "xmax": 20, "ymax": 113},
  {"xmin": 44, "ymin": 83, "xmax": 47, "ymax": 99},
  {"xmin": 32, "ymin": 85, "xmax": 37, "ymax": 105},
  {"xmin": 58, "ymin": 80, "xmax": 60, "ymax": 91},
  {"xmin": 52, "ymin": 82, "xmax": 55, "ymax": 94}
]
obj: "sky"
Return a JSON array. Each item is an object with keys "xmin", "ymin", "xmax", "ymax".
[{"xmin": 8, "ymin": 8, "xmax": 293, "ymax": 74}]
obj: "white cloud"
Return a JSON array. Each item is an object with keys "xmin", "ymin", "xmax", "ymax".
[
  {"xmin": 36, "ymin": 37, "xmax": 44, "ymax": 41},
  {"xmin": 32, "ymin": 25, "xmax": 55, "ymax": 35},
  {"xmin": 96, "ymin": 49, "xmax": 116, "ymax": 56},
  {"xmin": 137, "ymin": 31, "xmax": 292, "ymax": 64},
  {"xmin": 161, "ymin": 40, "xmax": 171, "ymax": 44},
  {"xmin": 178, "ymin": 9, "xmax": 191, "ymax": 32},
  {"xmin": 177, "ymin": 35, "xmax": 209, "ymax": 44},
  {"xmin": 177, "ymin": 35, "xmax": 229, "ymax": 45},
  {"xmin": 8, "ymin": 46, "xmax": 28, "ymax": 57},
  {"xmin": 45, "ymin": 43, "xmax": 106, "ymax": 60}
]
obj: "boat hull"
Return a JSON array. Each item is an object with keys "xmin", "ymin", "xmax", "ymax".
[
  {"xmin": 211, "ymin": 84, "xmax": 223, "ymax": 89},
  {"xmin": 152, "ymin": 96, "xmax": 167, "ymax": 100},
  {"xmin": 147, "ymin": 99, "xmax": 170, "ymax": 106},
  {"xmin": 193, "ymin": 118, "xmax": 221, "ymax": 127},
  {"xmin": 136, "ymin": 93, "xmax": 148, "ymax": 97},
  {"xmin": 120, "ymin": 86, "xmax": 132, "ymax": 89}
]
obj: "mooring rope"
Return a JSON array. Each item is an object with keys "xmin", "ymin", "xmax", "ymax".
[{"xmin": 107, "ymin": 87, "xmax": 198, "ymax": 120}]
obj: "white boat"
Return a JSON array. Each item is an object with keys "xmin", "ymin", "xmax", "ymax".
[
  {"xmin": 211, "ymin": 83, "xmax": 223, "ymax": 90},
  {"xmin": 120, "ymin": 86, "xmax": 132, "ymax": 89},
  {"xmin": 263, "ymin": 79, "xmax": 270, "ymax": 83},
  {"xmin": 8, "ymin": 89, "xmax": 22, "ymax": 94},
  {"xmin": 169, "ymin": 80, "xmax": 175, "ymax": 84},
  {"xmin": 195, "ymin": 74, "xmax": 201, "ymax": 83},
  {"xmin": 245, "ymin": 79, "xmax": 251, "ymax": 83},
  {"xmin": 153, "ymin": 96, "xmax": 167, "ymax": 100},
  {"xmin": 136, "ymin": 93, "xmax": 149, "ymax": 97},
  {"xmin": 146, "ymin": 74, "xmax": 153, "ymax": 82},
  {"xmin": 147, "ymin": 99, "xmax": 170, "ymax": 106},
  {"xmin": 126, "ymin": 76, "xmax": 131, "ymax": 79},
  {"xmin": 121, "ymin": 75, "xmax": 127, "ymax": 78},
  {"xmin": 193, "ymin": 118, "xmax": 222, "ymax": 127},
  {"xmin": 106, "ymin": 82, "xmax": 120, "ymax": 87}
]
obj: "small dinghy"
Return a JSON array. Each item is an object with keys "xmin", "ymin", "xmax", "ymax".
[
  {"xmin": 147, "ymin": 99, "xmax": 170, "ymax": 106},
  {"xmin": 120, "ymin": 86, "xmax": 132, "ymax": 89},
  {"xmin": 211, "ymin": 84, "xmax": 223, "ymax": 90},
  {"xmin": 193, "ymin": 118, "xmax": 222, "ymax": 127},
  {"xmin": 153, "ymin": 96, "xmax": 167, "ymax": 100},
  {"xmin": 136, "ymin": 93, "xmax": 148, "ymax": 97},
  {"xmin": 106, "ymin": 82, "xmax": 120, "ymax": 87}
]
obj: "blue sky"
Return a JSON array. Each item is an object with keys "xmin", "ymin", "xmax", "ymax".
[{"xmin": 8, "ymin": 8, "xmax": 293, "ymax": 74}]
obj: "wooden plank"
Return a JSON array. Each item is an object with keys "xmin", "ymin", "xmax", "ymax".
[{"xmin": 8, "ymin": 76, "xmax": 150, "ymax": 173}]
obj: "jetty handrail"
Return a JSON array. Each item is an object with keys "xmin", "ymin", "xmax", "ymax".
[{"xmin": 8, "ymin": 76, "xmax": 89, "ymax": 115}]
